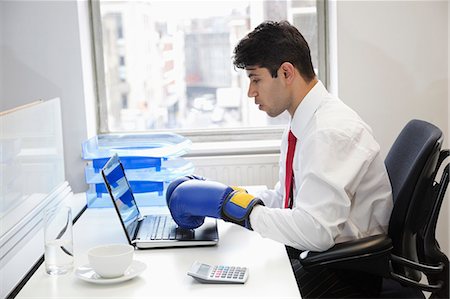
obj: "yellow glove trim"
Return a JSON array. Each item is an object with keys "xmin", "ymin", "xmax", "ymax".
[
  {"xmin": 230, "ymin": 192, "xmax": 254, "ymax": 209},
  {"xmin": 231, "ymin": 186, "xmax": 247, "ymax": 193}
]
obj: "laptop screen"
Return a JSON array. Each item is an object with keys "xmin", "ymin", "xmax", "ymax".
[{"xmin": 101, "ymin": 154, "xmax": 140, "ymax": 240}]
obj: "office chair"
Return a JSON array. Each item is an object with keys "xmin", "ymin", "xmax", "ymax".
[{"xmin": 298, "ymin": 119, "xmax": 449, "ymax": 298}]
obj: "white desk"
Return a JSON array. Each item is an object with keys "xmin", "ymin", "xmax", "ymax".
[{"xmin": 16, "ymin": 205, "xmax": 301, "ymax": 298}]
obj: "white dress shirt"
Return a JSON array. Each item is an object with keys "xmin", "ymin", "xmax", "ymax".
[{"xmin": 249, "ymin": 81, "xmax": 393, "ymax": 252}]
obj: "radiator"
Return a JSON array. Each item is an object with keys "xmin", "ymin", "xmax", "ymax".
[{"xmin": 186, "ymin": 154, "xmax": 280, "ymax": 188}]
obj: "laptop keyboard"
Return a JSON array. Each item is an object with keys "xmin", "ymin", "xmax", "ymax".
[{"xmin": 140, "ymin": 215, "xmax": 194, "ymax": 240}]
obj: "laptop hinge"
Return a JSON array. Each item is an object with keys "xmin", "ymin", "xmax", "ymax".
[{"xmin": 133, "ymin": 216, "xmax": 145, "ymax": 240}]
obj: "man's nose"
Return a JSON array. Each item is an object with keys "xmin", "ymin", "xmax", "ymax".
[{"xmin": 247, "ymin": 85, "xmax": 257, "ymax": 98}]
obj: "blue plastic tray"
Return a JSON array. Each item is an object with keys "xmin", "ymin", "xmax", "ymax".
[
  {"xmin": 86, "ymin": 185, "xmax": 167, "ymax": 208},
  {"xmin": 91, "ymin": 156, "xmax": 164, "ymax": 170},
  {"xmin": 85, "ymin": 158, "xmax": 194, "ymax": 184},
  {"xmin": 82, "ymin": 133, "xmax": 192, "ymax": 160},
  {"xmin": 93, "ymin": 180, "xmax": 164, "ymax": 195}
]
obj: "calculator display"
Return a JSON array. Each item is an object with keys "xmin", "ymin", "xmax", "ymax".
[{"xmin": 198, "ymin": 264, "xmax": 210, "ymax": 276}]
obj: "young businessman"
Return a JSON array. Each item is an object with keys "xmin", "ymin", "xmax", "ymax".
[{"xmin": 167, "ymin": 21, "xmax": 393, "ymax": 298}]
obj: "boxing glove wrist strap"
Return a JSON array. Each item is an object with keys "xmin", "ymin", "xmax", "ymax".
[{"xmin": 221, "ymin": 190, "xmax": 264, "ymax": 230}]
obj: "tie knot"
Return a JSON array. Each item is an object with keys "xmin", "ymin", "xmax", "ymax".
[{"xmin": 288, "ymin": 130, "xmax": 297, "ymax": 144}]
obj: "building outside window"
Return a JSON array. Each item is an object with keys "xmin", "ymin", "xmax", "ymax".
[{"xmin": 92, "ymin": 0, "xmax": 326, "ymax": 137}]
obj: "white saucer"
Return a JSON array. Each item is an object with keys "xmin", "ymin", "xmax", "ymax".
[{"xmin": 75, "ymin": 260, "xmax": 146, "ymax": 284}]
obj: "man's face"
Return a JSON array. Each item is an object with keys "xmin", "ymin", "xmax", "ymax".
[{"xmin": 245, "ymin": 66, "xmax": 290, "ymax": 118}]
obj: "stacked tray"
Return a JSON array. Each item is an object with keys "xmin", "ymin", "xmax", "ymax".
[{"xmin": 81, "ymin": 133, "xmax": 193, "ymax": 208}]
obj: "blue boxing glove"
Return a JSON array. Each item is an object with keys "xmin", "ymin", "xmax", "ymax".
[
  {"xmin": 166, "ymin": 177, "xmax": 264, "ymax": 230},
  {"xmin": 165, "ymin": 174, "xmax": 206, "ymax": 201}
]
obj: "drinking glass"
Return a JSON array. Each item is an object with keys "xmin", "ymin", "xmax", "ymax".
[{"xmin": 43, "ymin": 205, "xmax": 74, "ymax": 275}]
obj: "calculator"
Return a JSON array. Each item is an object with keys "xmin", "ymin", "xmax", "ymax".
[{"xmin": 187, "ymin": 261, "xmax": 249, "ymax": 284}]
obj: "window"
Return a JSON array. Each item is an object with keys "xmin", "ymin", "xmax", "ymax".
[
  {"xmin": 92, "ymin": 0, "xmax": 327, "ymax": 137},
  {"xmin": 121, "ymin": 93, "xmax": 128, "ymax": 108}
]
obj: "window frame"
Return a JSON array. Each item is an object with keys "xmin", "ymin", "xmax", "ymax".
[{"xmin": 89, "ymin": 0, "xmax": 329, "ymax": 142}]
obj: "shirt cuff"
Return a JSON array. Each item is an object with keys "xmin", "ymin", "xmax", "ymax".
[{"xmin": 249, "ymin": 204, "xmax": 264, "ymax": 232}]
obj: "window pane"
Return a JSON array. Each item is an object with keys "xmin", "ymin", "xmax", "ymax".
[{"xmin": 96, "ymin": 0, "xmax": 322, "ymax": 133}]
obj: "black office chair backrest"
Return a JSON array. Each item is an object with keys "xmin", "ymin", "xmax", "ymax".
[
  {"xmin": 419, "ymin": 149, "xmax": 449, "ymax": 298},
  {"xmin": 384, "ymin": 119, "xmax": 443, "ymax": 280}
]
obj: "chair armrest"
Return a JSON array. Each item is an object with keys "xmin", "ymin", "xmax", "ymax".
[{"xmin": 299, "ymin": 234, "xmax": 393, "ymax": 277}]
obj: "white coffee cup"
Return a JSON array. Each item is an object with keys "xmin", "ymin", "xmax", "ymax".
[{"xmin": 88, "ymin": 244, "xmax": 134, "ymax": 278}]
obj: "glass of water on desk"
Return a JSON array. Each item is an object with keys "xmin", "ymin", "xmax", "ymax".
[{"xmin": 43, "ymin": 206, "xmax": 74, "ymax": 275}]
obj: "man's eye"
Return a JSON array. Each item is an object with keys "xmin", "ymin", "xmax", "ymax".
[{"xmin": 252, "ymin": 79, "xmax": 260, "ymax": 84}]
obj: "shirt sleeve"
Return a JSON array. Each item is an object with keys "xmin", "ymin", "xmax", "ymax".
[
  {"xmin": 249, "ymin": 127, "xmax": 378, "ymax": 252},
  {"xmin": 254, "ymin": 181, "xmax": 283, "ymax": 208}
]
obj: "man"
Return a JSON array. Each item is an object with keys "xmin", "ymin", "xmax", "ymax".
[{"xmin": 166, "ymin": 21, "xmax": 393, "ymax": 298}]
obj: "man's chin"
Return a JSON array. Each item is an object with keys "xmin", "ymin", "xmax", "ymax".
[
  {"xmin": 258, "ymin": 105, "xmax": 282, "ymax": 117},
  {"xmin": 266, "ymin": 110, "xmax": 282, "ymax": 118}
]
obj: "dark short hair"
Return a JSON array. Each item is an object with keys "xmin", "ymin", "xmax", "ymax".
[{"xmin": 233, "ymin": 21, "xmax": 316, "ymax": 82}]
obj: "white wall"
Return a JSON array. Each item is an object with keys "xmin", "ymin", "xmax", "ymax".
[
  {"xmin": 336, "ymin": 0, "xmax": 448, "ymax": 154},
  {"xmin": 0, "ymin": 0, "xmax": 93, "ymax": 192},
  {"xmin": 334, "ymin": 0, "xmax": 449, "ymax": 253}
]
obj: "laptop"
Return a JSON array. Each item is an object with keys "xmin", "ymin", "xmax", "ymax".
[{"xmin": 101, "ymin": 154, "xmax": 219, "ymax": 249}]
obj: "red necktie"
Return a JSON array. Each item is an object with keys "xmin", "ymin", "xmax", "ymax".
[{"xmin": 284, "ymin": 130, "xmax": 297, "ymax": 209}]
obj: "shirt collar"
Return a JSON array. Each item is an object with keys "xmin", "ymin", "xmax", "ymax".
[{"xmin": 290, "ymin": 80, "xmax": 329, "ymax": 140}]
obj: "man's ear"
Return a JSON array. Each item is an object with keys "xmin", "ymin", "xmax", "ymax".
[{"xmin": 280, "ymin": 62, "xmax": 295, "ymax": 83}]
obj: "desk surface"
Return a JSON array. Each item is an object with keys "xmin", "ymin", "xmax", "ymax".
[{"xmin": 16, "ymin": 205, "xmax": 301, "ymax": 298}]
